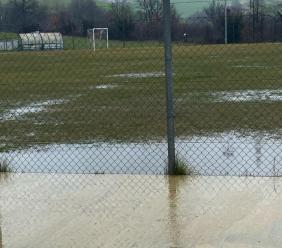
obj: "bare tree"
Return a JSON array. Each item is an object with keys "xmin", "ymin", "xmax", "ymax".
[
  {"xmin": 110, "ymin": 0, "xmax": 134, "ymax": 43},
  {"xmin": 69, "ymin": 0, "xmax": 106, "ymax": 35},
  {"xmin": 4, "ymin": 0, "xmax": 48, "ymax": 32},
  {"xmin": 137, "ymin": 0, "xmax": 162, "ymax": 24}
]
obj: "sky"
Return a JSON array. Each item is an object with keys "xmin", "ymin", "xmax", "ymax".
[
  {"xmin": 170, "ymin": 0, "xmax": 282, "ymax": 18},
  {"xmin": 171, "ymin": 0, "xmax": 212, "ymax": 17}
]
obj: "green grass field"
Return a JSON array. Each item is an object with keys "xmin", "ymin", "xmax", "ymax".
[
  {"xmin": 0, "ymin": 32, "xmax": 18, "ymax": 40},
  {"xmin": 0, "ymin": 32, "xmax": 162, "ymax": 50},
  {"xmin": 63, "ymin": 36, "xmax": 162, "ymax": 50},
  {"xmin": 1, "ymin": 42, "xmax": 282, "ymax": 151}
]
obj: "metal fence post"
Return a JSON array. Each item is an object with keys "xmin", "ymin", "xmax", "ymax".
[
  {"xmin": 163, "ymin": 0, "xmax": 176, "ymax": 175},
  {"xmin": 225, "ymin": 0, "xmax": 228, "ymax": 44}
]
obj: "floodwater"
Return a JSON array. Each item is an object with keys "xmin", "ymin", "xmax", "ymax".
[
  {"xmin": 0, "ymin": 99, "xmax": 66, "ymax": 122},
  {"xmin": 178, "ymin": 89, "xmax": 282, "ymax": 103},
  {"xmin": 1, "ymin": 174, "xmax": 282, "ymax": 247},
  {"xmin": 1, "ymin": 131, "xmax": 282, "ymax": 176},
  {"xmin": 1, "ymin": 88, "xmax": 282, "ymax": 123},
  {"xmin": 232, "ymin": 65, "xmax": 273, "ymax": 69},
  {"xmin": 211, "ymin": 89, "xmax": 282, "ymax": 102},
  {"xmin": 110, "ymin": 72, "xmax": 165, "ymax": 78},
  {"xmin": 95, "ymin": 84, "xmax": 117, "ymax": 89}
]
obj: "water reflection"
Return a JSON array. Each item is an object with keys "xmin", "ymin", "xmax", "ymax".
[
  {"xmin": 255, "ymin": 135, "xmax": 263, "ymax": 168},
  {"xmin": 0, "ymin": 173, "xmax": 10, "ymax": 183},
  {"xmin": 167, "ymin": 176, "xmax": 187, "ymax": 248},
  {"xmin": 168, "ymin": 176, "xmax": 180, "ymax": 247},
  {"xmin": 2, "ymin": 131, "xmax": 282, "ymax": 176},
  {"xmin": 0, "ymin": 184, "xmax": 2, "ymax": 248},
  {"xmin": 0, "ymin": 225, "xmax": 2, "ymax": 248},
  {"xmin": 0, "ymin": 172, "xmax": 12, "ymax": 248},
  {"xmin": 166, "ymin": 175, "xmax": 282, "ymax": 247},
  {"xmin": 0, "ymin": 176, "xmax": 2, "ymax": 248}
]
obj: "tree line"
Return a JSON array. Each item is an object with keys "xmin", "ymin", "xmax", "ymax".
[
  {"xmin": 0, "ymin": 0, "xmax": 282, "ymax": 43},
  {"xmin": 189, "ymin": 0, "xmax": 282, "ymax": 43}
]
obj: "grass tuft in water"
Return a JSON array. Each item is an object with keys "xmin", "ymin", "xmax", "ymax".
[
  {"xmin": 167, "ymin": 155, "xmax": 196, "ymax": 176},
  {"xmin": 0, "ymin": 159, "xmax": 12, "ymax": 173}
]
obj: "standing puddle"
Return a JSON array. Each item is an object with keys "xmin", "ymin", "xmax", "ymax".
[
  {"xmin": 206, "ymin": 89, "xmax": 282, "ymax": 102},
  {"xmin": 1, "ymin": 132, "xmax": 282, "ymax": 176},
  {"xmin": 110, "ymin": 72, "xmax": 165, "ymax": 78},
  {"xmin": 232, "ymin": 65, "xmax": 272, "ymax": 69},
  {"xmin": 0, "ymin": 99, "xmax": 66, "ymax": 121},
  {"xmin": 95, "ymin": 84, "xmax": 117, "ymax": 89},
  {"xmin": 179, "ymin": 89, "xmax": 282, "ymax": 104}
]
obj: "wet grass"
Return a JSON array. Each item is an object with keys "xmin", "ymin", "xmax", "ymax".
[
  {"xmin": 165, "ymin": 155, "xmax": 196, "ymax": 175},
  {"xmin": 0, "ymin": 159, "xmax": 12, "ymax": 173},
  {"xmin": 174, "ymin": 158, "xmax": 187, "ymax": 175},
  {"xmin": 174, "ymin": 156, "xmax": 196, "ymax": 176},
  {"xmin": 0, "ymin": 159, "xmax": 12, "ymax": 183},
  {"xmin": 0, "ymin": 32, "xmax": 18, "ymax": 40},
  {"xmin": 63, "ymin": 36, "xmax": 162, "ymax": 50},
  {"xmin": 1, "ymin": 42, "xmax": 282, "ymax": 151}
]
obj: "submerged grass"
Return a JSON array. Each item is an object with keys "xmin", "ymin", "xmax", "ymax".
[
  {"xmin": 0, "ymin": 159, "xmax": 12, "ymax": 173},
  {"xmin": 166, "ymin": 155, "xmax": 196, "ymax": 176},
  {"xmin": 0, "ymin": 159, "xmax": 12, "ymax": 182},
  {"xmin": 174, "ymin": 156, "xmax": 196, "ymax": 176}
]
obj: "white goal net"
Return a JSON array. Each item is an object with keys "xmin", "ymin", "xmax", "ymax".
[{"xmin": 87, "ymin": 28, "xmax": 109, "ymax": 51}]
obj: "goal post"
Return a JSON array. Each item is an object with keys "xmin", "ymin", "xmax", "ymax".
[{"xmin": 87, "ymin": 28, "xmax": 109, "ymax": 51}]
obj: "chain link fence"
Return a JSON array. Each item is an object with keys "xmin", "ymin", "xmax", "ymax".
[
  {"xmin": 1, "ymin": 12, "xmax": 282, "ymax": 177},
  {"xmin": 1, "ymin": 3, "xmax": 282, "ymax": 247}
]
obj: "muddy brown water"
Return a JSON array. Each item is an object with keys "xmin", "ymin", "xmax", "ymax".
[{"xmin": 0, "ymin": 175, "xmax": 282, "ymax": 247}]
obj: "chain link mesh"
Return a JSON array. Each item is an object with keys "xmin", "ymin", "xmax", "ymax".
[
  {"xmin": 1, "ymin": 4, "xmax": 282, "ymax": 246},
  {"xmin": 1, "ymin": 16, "xmax": 282, "ymax": 176}
]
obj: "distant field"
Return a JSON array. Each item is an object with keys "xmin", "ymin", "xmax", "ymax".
[
  {"xmin": 0, "ymin": 33, "xmax": 162, "ymax": 50},
  {"xmin": 63, "ymin": 36, "xmax": 162, "ymax": 49},
  {"xmin": 0, "ymin": 32, "xmax": 18, "ymax": 40},
  {"xmin": 1, "ymin": 42, "xmax": 282, "ymax": 151}
]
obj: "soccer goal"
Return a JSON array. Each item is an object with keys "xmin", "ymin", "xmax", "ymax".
[{"xmin": 87, "ymin": 28, "xmax": 109, "ymax": 51}]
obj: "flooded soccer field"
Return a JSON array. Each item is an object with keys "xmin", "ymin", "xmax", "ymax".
[
  {"xmin": 1, "ymin": 43, "xmax": 282, "ymax": 175},
  {"xmin": 1, "ymin": 6, "xmax": 282, "ymax": 248}
]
